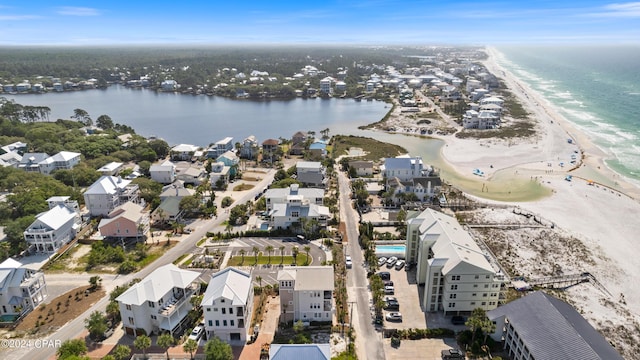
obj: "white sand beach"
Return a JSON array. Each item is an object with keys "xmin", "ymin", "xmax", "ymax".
[{"xmin": 371, "ymin": 47, "xmax": 640, "ymax": 356}]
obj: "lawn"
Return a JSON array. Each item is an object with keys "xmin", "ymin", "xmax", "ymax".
[
  {"xmin": 226, "ymin": 254, "xmax": 311, "ymax": 266},
  {"xmin": 233, "ymin": 183, "xmax": 255, "ymax": 191},
  {"xmin": 331, "ymin": 135, "xmax": 406, "ymax": 161}
]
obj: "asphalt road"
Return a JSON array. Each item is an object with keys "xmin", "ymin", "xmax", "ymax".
[
  {"xmin": 338, "ymin": 170, "xmax": 385, "ymax": 360},
  {"xmin": 15, "ymin": 169, "xmax": 276, "ymax": 360}
]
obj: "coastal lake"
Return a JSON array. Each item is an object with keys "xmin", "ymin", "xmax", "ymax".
[{"xmin": 12, "ymin": 86, "xmax": 546, "ymax": 201}]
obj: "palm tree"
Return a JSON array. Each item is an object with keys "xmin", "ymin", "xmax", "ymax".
[
  {"xmin": 279, "ymin": 245, "xmax": 285, "ymax": 265},
  {"xmin": 239, "ymin": 249, "xmax": 246, "ymax": 265},
  {"xmin": 303, "ymin": 245, "xmax": 311, "ymax": 265},
  {"xmin": 133, "ymin": 334, "xmax": 151, "ymax": 359},
  {"xmin": 157, "ymin": 333, "xmax": 174, "ymax": 360},
  {"xmin": 292, "ymin": 246, "xmax": 299, "ymax": 265},
  {"xmin": 252, "ymin": 246, "xmax": 260, "ymax": 265},
  {"xmin": 225, "ymin": 222, "xmax": 234, "ymax": 237},
  {"xmin": 256, "ymin": 275, "xmax": 263, "ymax": 288},
  {"xmin": 265, "ymin": 245, "xmax": 274, "ymax": 264},
  {"xmin": 112, "ymin": 344, "xmax": 131, "ymax": 360},
  {"xmin": 165, "ymin": 232, "xmax": 172, "ymax": 245},
  {"xmin": 183, "ymin": 338, "xmax": 198, "ymax": 360}
]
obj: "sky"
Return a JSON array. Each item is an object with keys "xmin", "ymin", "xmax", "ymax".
[{"xmin": 1, "ymin": 1, "xmax": 639, "ymax": 45}]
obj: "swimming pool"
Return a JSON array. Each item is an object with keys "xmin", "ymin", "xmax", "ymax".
[{"xmin": 375, "ymin": 245, "xmax": 406, "ymax": 256}]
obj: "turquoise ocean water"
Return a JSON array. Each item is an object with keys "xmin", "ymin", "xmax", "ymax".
[{"xmin": 494, "ymin": 46, "xmax": 640, "ymax": 183}]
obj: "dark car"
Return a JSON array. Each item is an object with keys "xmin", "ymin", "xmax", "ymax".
[
  {"xmin": 377, "ymin": 272, "xmax": 391, "ymax": 280},
  {"xmin": 441, "ymin": 349, "xmax": 465, "ymax": 359},
  {"xmin": 384, "ymin": 300, "xmax": 400, "ymax": 310},
  {"xmin": 451, "ymin": 316, "xmax": 466, "ymax": 325}
]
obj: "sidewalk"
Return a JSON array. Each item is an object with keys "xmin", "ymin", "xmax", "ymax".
[{"xmin": 238, "ymin": 296, "xmax": 280, "ymax": 360}]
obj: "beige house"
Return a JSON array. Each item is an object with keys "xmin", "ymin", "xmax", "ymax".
[
  {"xmin": 98, "ymin": 202, "xmax": 149, "ymax": 239},
  {"xmin": 348, "ymin": 160, "xmax": 374, "ymax": 176},
  {"xmin": 278, "ymin": 266, "xmax": 334, "ymax": 324}
]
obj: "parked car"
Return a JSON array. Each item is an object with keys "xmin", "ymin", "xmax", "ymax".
[
  {"xmin": 404, "ymin": 262, "xmax": 414, "ymax": 271},
  {"xmin": 384, "ymin": 280, "xmax": 394, "ymax": 287},
  {"xmin": 384, "ymin": 285, "xmax": 395, "ymax": 294},
  {"xmin": 377, "ymin": 272, "xmax": 391, "ymax": 280},
  {"xmin": 386, "ymin": 256, "xmax": 398, "ymax": 268},
  {"xmin": 384, "ymin": 299, "xmax": 399, "ymax": 310},
  {"xmin": 395, "ymin": 260, "xmax": 405, "ymax": 270},
  {"xmin": 385, "ymin": 312, "xmax": 403, "ymax": 322},
  {"xmin": 188, "ymin": 325, "xmax": 204, "ymax": 341},
  {"xmin": 345, "ymin": 255, "xmax": 353, "ymax": 269},
  {"xmin": 441, "ymin": 349, "xmax": 465, "ymax": 359},
  {"xmin": 377, "ymin": 257, "xmax": 387, "ymax": 267},
  {"xmin": 451, "ymin": 316, "xmax": 466, "ymax": 325}
]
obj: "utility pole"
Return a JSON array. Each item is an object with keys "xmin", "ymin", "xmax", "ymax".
[{"xmin": 348, "ymin": 300, "xmax": 356, "ymax": 351}]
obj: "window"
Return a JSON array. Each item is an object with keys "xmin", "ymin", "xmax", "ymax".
[
  {"xmin": 484, "ymin": 284, "xmax": 489, "ymax": 288},
  {"xmin": 483, "ymin": 293, "xmax": 488, "ymax": 297},
  {"xmin": 473, "ymin": 284, "xmax": 478, "ymax": 288},
  {"xmin": 482, "ymin": 302, "xmax": 486, "ymax": 306},
  {"xmin": 208, "ymin": 320, "xmax": 213, "ymax": 326},
  {"xmin": 450, "ymin": 284, "xmax": 458, "ymax": 290},
  {"xmin": 448, "ymin": 302, "xmax": 456, "ymax": 308},
  {"xmin": 291, "ymin": 211, "xmax": 299, "ymax": 217},
  {"xmin": 150, "ymin": 315, "xmax": 156, "ymax": 320},
  {"xmin": 126, "ymin": 304, "xmax": 132, "ymax": 311},
  {"xmin": 489, "ymin": 301, "xmax": 496, "ymax": 306},
  {"xmin": 206, "ymin": 307, "xmax": 211, "ymax": 312},
  {"xmin": 449, "ymin": 294, "xmax": 457, "ymax": 299},
  {"xmin": 486, "ymin": 275, "xmax": 490, "ymax": 279},
  {"xmin": 475, "ymin": 275, "xmax": 479, "ymax": 279},
  {"xmin": 223, "ymin": 320, "xmax": 227, "ymax": 326},
  {"xmin": 491, "ymin": 293, "xmax": 497, "ymax": 297},
  {"xmin": 229, "ymin": 307, "xmax": 233, "ymax": 314},
  {"xmin": 148, "ymin": 301, "xmax": 155, "ymax": 308},
  {"xmin": 452, "ymin": 275, "xmax": 460, "ymax": 281},
  {"xmin": 471, "ymin": 302, "xmax": 476, "ymax": 305},
  {"xmin": 432, "ymin": 287, "xmax": 437, "ymax": 293},
  {"xmin": 230, "ymin": 320, "xmax": 235, "ymax": 327},
  {"xmin": 128, "ymin": 317, "xmax": 134, "ymax": 325},
  {"xmin": 222, "ymin": 308, "xmax": 226, "ymax": 314},
  {"xmin": 221, "ymin": 299, "xmax": 225, "ymax": 303},
  {"xmin": 215, "ymin": 320, "xmax": 220, "ymax": 327}
]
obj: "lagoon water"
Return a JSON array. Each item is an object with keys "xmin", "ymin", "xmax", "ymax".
[
  {"xmin": 11, "ymin": 85, "xmax": 390, "ymax": 147},
  {"xmin": 495, "ymin": 46, "xmax": 640, "ymax": 182}
]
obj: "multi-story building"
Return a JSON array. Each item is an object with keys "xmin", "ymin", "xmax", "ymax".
[
  {"xmin": 207, "ymin": 137, "xmax": 234, "ymax": 159},
  {"xmin": 265, "ymin": 184, "xmax": 329, "ymax": 230},
  {"xmin": 201, "ymin": 268, "xmax": 253, "ymax": 343},
  {"xmin": 381, "ymin": 155, "xmax": 428, "ymax": 182},
  {"xmin": 23, "ymin": 199, "xmax": 81, "ymax": 253},
  {"xmin": 488, "ymin": 291, "xmax": 624, "ymax": 360},
  {"xmin": 98, "ymin": 202, "xmax": 149, "ymax": 239},
  {"xmin": 240, "ymin": 135, "xmax": 259, "ymax": 160},
  {"xmin": 83, "ymin": 176, "xmax": 140, "ymax": 217},
  {"xmin": 278, "ymin": 266, "xmax": 334, "ymax": 324},
  {"xmin": 117, "ymin": 264, "xmax": 200, "ymax": 337},
  {"xmin": 0, "ymin": 258, "xmax": 47, "ymax": 322},
  {"xmin": 405, "ymin": 209, "xmax": 505, "ymax": 314},
  {"xmin": 170, "ymin": 144, "xmax": 199, "ymax": 161},
  {"xmin": 37, "ymin": 151, "xmax": 81, "ymax": 175},
  {"xmin": 296, "ymin": 161, "xmax": 325, "ymax": 187},
  {"xmin": 149, "ymin": 160, "xmax": 176, "ymax": 184}
]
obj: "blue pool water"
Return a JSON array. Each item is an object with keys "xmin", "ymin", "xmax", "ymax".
[{"xmin": 375, "ymin": 245, "xmax": 406, "ymax": 255}]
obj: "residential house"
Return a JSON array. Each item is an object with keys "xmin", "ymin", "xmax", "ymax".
[
  {"xmin": 151, "ymin": 197, "xmax": 184, "ymax": 225},
  {"xmin": 381, "ymin": 155, "xmax": 428, "ymax": 182},
  {"xmin": 0, "ymin": 151, "xmax": 22, "ymax": 168},
  {"xmin": 265, "ymin": 184, "xmax": 328, "ymax": 230},
  {"xmin": 83, "ymin": 176, "xmax": 140, "ymax": 217},
  {"xmin": 405, "ymin": 209, "xmax": 505, "ymax": 314},
  {"xmin": 159, "ymin": 183, "xmax": 196, "ymax": 201},
  {"xmin": 308, "ymin": 141, "xmax": 327, "ymax": 159},
  {"xmin": 18, "ymin": 153, "xmax": 49, "ymax": 173},
  {"xmin": 23, "ymin": 200, "xmax": 80, "ymax": 253},
  {"xmin": 149, "ymin": 160, "xmax": 177, "ymax": 184},
  {"xmin": 37, "ymin": 151, "xmax": 81, "ymax": 175},
  {"xmin": 176, "ymin": 166, "xmax": 207, "ymax": 185},
  {"xmin": 269, "ymin": 344, "xmax": 331, "ymax": 360},
  {"xmin": 97, "ymin": 162, "xmax": 124, "ymax": 176},
  {"xmin": 0, "ymin": 258, "xmax": 47, "ymax": 321},
  {"xmin": 216, "ymin": 151, "xmax": 239, "ymax": 176},
  {"xmin": 262, "ymin": 139, "xmax": 280, "ymax": 162},
  {"xmin": 348, "ymin": 160, "xmax": 374, "ymax": 177},
  {"xmin": 1, "ymin": 141, "xmax": 27, "ymax": 155},
  {"xmin": 117, "ymin": 264, "xmax": 200, "ymax": 337},
  {"xmin": 296, "ymin": 161, "xmax": 326, "ymax": 187},
  {"xmin": 161, "ymin": 80, "xmax": 178, "ymax": 91},
  {"xmin": 487, "ymin": 291, "xmax": 624, "ymax": 360},
  {"xmin": 240, "ymin": 135, "xmax": 259, "ymax": 160},
  {"xmin": 98, "ymin": 202, "xmax": 149, "ymax": 239},
  {"xmin": 2, "ymin": 84, "xmax": 15, "ymax": 93},
  {"xmin": 462, "ymin": 109, "xmax": 501, "ymax": 130},
  {"xmin": 210, "ymin": 162, "xmax": 231, "ymax": 187},
  {"xmin": 335, "ymin": 81, "xmax": 347, "ymax": 92},
  {"xmin": 201, "ymin": 268, "xmax": 254, "ymax": 343},
  {"xmin": 207, "ymin": 137, "xmax": 234, "ymax": 159},
  {"xmin": 278, "ymin": 266, "xmax": 334, "ymax": 323},
  {"xmin": 291, "ymin": 131, "xmax": 307, "ymax": 146},
  {"xmin": 319, "ymin": 77, "xmax": 333, "ymax": 95},
  {"xmin": 170, "ymin": 144, "xmax": 199, "ymax": 161},
  {"xmin": 386, "ymin": 176, "xmax": 442, "ymax": 203}
]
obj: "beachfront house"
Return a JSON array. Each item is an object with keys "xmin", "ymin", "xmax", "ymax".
[
  {"xmin": 348, "ymin": 160, "xmax": 374, "ymax": 177},
  {"xmin": 240, "ymin": 135, "xmax": 259, "ymax": 160},
  {"xmin": 170, "ymin": 144, "xmax": 199, "ymax": 161},
  {"xmin": 0, "ymin": 258, "xmax": 48, "ymax": 322},
  {"xmin": 278, "ymin": 266, "xmax": 334, "ymax": 324},
  {"xmin": 98, "ymin": 202, "xmax": 149, "ymax": 240},
  {"xmin": 83, "ymin": 176, "xmax": 141, "ymax": 217},
  {"xmin": 149, "ymin": 160, "xmax": 177, "ymax": 184},
  {"xmin": 207, "ymin": 137, "xmax": 234, "ymax": 159},
  {"xmin": 381, "ymin": 155, "xmax": 428, "ymax": 182},
  {"xmin": 117, "ymin": 264, "xmax": 200, "ymax": 337},
  {"xmin": 23, "ymin": 198, "xmax": 81, "ymax": 254},
  {"xmin": 405, "ymin": 208, "xmax": 505, "ymax": 314},
  {"xmin": 386, "ymin": 176, "xmax": 442, "ymax": 203},
  {"xmin": 462, "ymin": 109, "xmax": 501, "ymax": 130},
  {"xmin": 296, "ymin": 161, "xmax": 326, "ymax": 187},
  {"xmin": 487, "ymin": 291, "xmax": 624, "ymax": 360},
  {"xmin": 161, "ymin": 80, "xmax": 178, "ymax": 91},
  {"xmin": 319, "ymin": 77, "xmax": 334, "ymax": 94},
  {"xmin": 201, "ymin": 268, "xmax": 254, "ymax": 343}
]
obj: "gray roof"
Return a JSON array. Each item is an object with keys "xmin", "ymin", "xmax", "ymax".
[
  {"xmin": 270, "ymin": 344, "xmax": 330, "ymax": 360},
  {"xmin": 487, "ymin": 291, "xmax": 623, "ymax": 360}
]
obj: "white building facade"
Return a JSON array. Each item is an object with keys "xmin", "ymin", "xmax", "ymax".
[
  {"xmin": 0, "ymin": 258, "xmax": 47, "ymax": 321},
  {"xmin": 278, "ymin": 266, "xmax": 334, "ymax": 324},
  {"xmin": 83, "ymin": 176, "xmax": 140, "ymax": 217}
]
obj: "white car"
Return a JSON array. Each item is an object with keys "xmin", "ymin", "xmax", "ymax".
[
  {"xmin": 395, "ymin": 260, "xmax": 405, "ymax": 270},
  {"xmin": 345, "ymin": 255, "xmax": 353, "ymax": 269},
  {"xmin": 188, "ymin": 325, "xmax": 204, "ymax": 341},
  {"xmin": 377, "ymin": 257, "xmax": 387, "ymax": 266},
  {"xmin": 386, "ymin": 256, "xmax": 398, "ymax": 268},
  {"xmin": 385, "ymin": 312, "xmax": 403, "ymax": 322},
  {"xmin": 384, "ymin": 285, "xmax": 395, "ymax": 294}
]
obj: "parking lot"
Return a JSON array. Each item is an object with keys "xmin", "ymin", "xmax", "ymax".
[{"xmin": 378, "ymin": 261, "xmax": 426, "ymax": 330}]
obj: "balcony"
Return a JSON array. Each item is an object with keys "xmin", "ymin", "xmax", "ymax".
[{"xmin": 158, "ymin": 287, "xmax": 195, "ymax": 316}]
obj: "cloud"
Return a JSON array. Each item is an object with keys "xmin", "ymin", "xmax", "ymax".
[
  {"xmin": 0, "ymin": 14, "xmax": 40, "ymax": 20},
  {"xmin": 585, "ymin": 2, "xmax": 640, "ymax": 17},
  {"xmin": 57, "ymin": 7, "xmax": 101, "ymax": 16}
]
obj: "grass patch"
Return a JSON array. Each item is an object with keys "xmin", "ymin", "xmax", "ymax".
[
  {"xmin": 173, "ymin": 253, "xmax": 188, "ymax": 264},
  {"xmin": 197, "ymin": 237, "xmax": 207, "ymax": 246},
  {"xmin": 233, "ymin": 183, "xmax": 255, "ymax": 191},
  {"xmin": 227, "ymin": 254, "xmax": 310, "ymax": 266},
  {"xmin": 455, "ymin": 120, "xmax": 536, "ymax": 139},
  {"xmin": 332, "ymin": 135, "xmax": 406, "ymax": 161}
]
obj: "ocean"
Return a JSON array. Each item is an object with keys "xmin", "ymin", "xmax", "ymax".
[{"xmin": 494, "ymin": 46, "xmax": 640, "ymax": 183}]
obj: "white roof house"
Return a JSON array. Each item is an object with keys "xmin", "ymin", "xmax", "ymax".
[
  {"xmin": 97, "ymin": 161, "xmax": 124, "ymax": 176},
  {"xmin": 23, "ymin": 204, "xmax": 80, "ymax": 253},
  {"xmin": 83, "ymin": 176, "xmax": 140, "ymax": 217},
  {"xmin": 38, "ymin": 151, "xmax": 82, "ymax": 175},
  {"xmin": 149, "ymin": 160, "xmax": 176, "ymax": 184},
  {"xmin": 201, "ymin": 267, "xmax": 254, "ymax": 343},
  {"xmin": 381, "ymin": 155, "xmax": 428, "ymax": 182},
  {"xmin": 278, "ymin": 266, "xmax": 334, "ymax": 323},
  {"xmin": 406, "ymin": 208, "xmax": 504, "ymax": 314},
  {"xmin": 0, "ymin": 258, "xmax": 47, "ymax": 319},
  {"xmin": 117, "ymin": 264, "xmax": 200, "ymax": 336}
]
